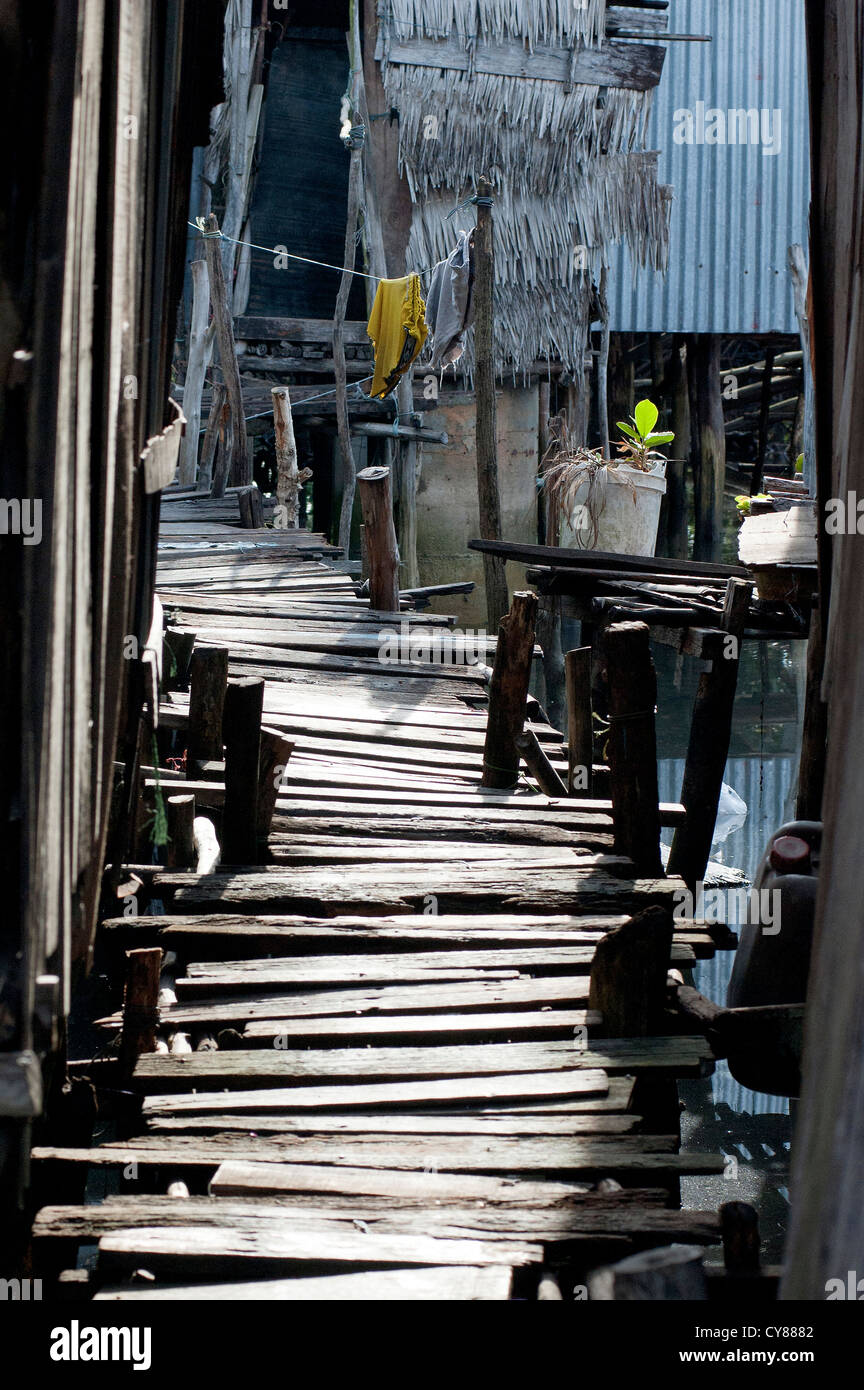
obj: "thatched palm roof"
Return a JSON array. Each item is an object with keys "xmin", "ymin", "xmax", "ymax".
[{"xmin": 377, "ymin": 0, "xmax": 671, "ymax": 376}]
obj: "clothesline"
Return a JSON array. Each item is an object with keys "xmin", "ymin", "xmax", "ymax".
[{"xmin": 187, "ymin": 204, "xmax": 483, "ymax": 288}]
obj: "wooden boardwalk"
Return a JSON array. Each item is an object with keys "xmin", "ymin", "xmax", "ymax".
[{"xmin": 32, "ymin": 490, "xmax": 732, "ymax": 1301}]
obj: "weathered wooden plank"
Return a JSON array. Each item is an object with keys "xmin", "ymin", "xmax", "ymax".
[
  {"xmin": 138, "ymin": 1069, "xmax": 610, "ymax": 1114},
  {"xmin": 133, "ymin": 1038, "xmax": 713, "ymax": 1093},
  {"xmin": 99, "ymin": 977, "xmax": 595, "ymax": 1029},
  {"xmin": 144, "ymin": 1111, "xmax": 637, "ymax": 1137},
  {"xmin": 382, "ymin": 36, "xmax": 665, "ymax": 90},
  {"xmin": 94, "ymin": 1266, "xmax": 514, "ymax": 1300},
  {"xmin": 36, "ymin": 1196, "xmax": 720, "ymax": 1247},
  {"xmin": 97, "ymin": 1224, "xmax": 540, "ymax": 1271},
  {"xmin": 239, "ymin": 1010, "xmax": 596, "ymax": 1045}
]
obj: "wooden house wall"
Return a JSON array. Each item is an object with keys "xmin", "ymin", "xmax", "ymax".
[
  {"xmin": 782, "ymin": 0, "xmax": 864, "ymax": 1298},
  {"xmin": 0, "ymin": 0, "xmax": 223, "ymax": 1203}
]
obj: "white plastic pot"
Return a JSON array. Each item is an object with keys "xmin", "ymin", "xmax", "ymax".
[{"xmin": 568, "ymin": 461, "xmax": 667, "ymax": 557}]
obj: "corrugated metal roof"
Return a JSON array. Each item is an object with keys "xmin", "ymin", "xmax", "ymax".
[{"xmin": 608, "ymin": 0, "xmax": 810, "ymax": 335}]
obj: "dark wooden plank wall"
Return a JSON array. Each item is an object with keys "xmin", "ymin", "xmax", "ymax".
[
  {"xmin": 782, "ymin": 0, "xmax": 864, "ymax": 1298},
  {"xmin": 0, "ymin": 0, "xmax": 224, "ymax": 1213}
]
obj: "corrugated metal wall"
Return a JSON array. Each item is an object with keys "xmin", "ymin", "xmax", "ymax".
[{"xmin": 607, "ymin": 0, "xmax": 810, "ymax": 335}]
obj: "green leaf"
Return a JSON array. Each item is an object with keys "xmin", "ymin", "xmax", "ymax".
[
  {"xmin": 644, "ymin": 431, "xmax": 674, "ymax": 446},
  {"xmin": 634, "ymin": 398, "xmax": 659, "ymax": 438},
  {"xmin": 617, "ymin": 421, "xmax": 640, "ymax": 442}
]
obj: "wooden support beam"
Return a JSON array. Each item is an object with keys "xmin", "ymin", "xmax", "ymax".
[
  {"xmin": 203, "ymin": 214, "xmax": 250, "ymax": 489},
  {"xmin": 481, "ymin": 591, "xmax": 538, "ymax": 789},
  {"xmin": 187, "ymin": 647, "xmax": 229, "ymax": 763},
  {"xmin": 514, "ymin": 729, "xmax": 568, "ymax": 797},
  {"xmin": 356, "ymin": 466, "xmax": 400, "ymax": 612},
  {"xmin": 223, "ymin": 677, "xmax": 265, "ymax": 865},
  {"xmin": 272, "ymin": 387, "xmax": 299, "ymax": 526},
  {"xmin": 565, "ymin": 647, "xmax": 593, "ymax": 797},
  {"xmin": 667, "ymin": 578, "xmax": 752, "ymax": 890},
  {"xmin": 589, "ymin": 906, "xmax": 673, "ymax": 1039},
  {"xmin": 474, "ymin": 179, "xmax": 510, "ymax": 630},
  {"xmin": 120, "ymin": 949, "xmax": 163, "ymax": 1080},
  {"xmin": 604, "ymin": 622, "xmax": 661, "ymax": 874},
  {"xmin": 198, "ymin": 384, "xmax": 227, "ymax": 495}
]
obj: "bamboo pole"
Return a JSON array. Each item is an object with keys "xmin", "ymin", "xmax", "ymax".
[{"xmin": 474, "ymin": 179, "xmax": 510, "ymax": 630}]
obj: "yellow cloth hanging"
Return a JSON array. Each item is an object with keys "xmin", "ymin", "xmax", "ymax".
[{"xmin": 366, "ymin": 273, "xmax": 428, "ymax": 399}]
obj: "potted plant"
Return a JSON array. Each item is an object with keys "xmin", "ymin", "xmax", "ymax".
[{"xmin": 541, "ymin": 399, "xmax": 674, "ymax": 557}]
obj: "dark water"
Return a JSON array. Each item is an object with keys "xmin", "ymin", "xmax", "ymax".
[{"xmin": 653, "ymin": 638, "xmax": 805, "ymax": 1262}]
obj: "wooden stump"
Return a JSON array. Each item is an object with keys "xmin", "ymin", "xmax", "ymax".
[
  {"xmin": 187, "ymin": 646, "xmax": 229, "ymax": 763},
  {"xmin": 356, "ymin": 465, "xmax": 400, "ymax": 612},
  {"xmin": 604, "ymin": 621, "xmax": 661, "ymax": 874},
  {"xmin": 481, "ymin": 591, "xmax": 538, "ymax": 789},
  {"xmin": 588, "ymin": 906, "xmax": 673, "ymax": 1039},
  {"xmin": 238, "ymin": 483, "xmax": 264, "ymax": 529},
  {"xmin": 257, "ymin": 726, "xmax": 296, "ymax": 843},
  {"xmin": 119, "ymin": 948, "xmax": 163, "ymax": 1079},
  {"xmin": 223, "ymin": 677, "xmax": 264, "ymax": 865},
  {"xmin": 165, "ymin": 794, "xmax": 196, "ymax": 869}
]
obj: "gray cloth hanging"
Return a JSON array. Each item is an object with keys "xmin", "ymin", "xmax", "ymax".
[{"xmin": 425, "ymin": 229, "xmax": 475, "ymax": 371}]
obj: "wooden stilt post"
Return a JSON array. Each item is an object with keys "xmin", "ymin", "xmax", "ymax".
[
  {"xmin": 120, "ymin": 948, "xmax": 163, "ymax": 1080},
  {"xmin": 721, "ymin": 1201, "xmax": 761, "ymax": 1274},
  {"xmin": 796, "ymin": 603, "xmax": 827, "ymax": 819},
  {"xmin": 667, "ymin": 336, "xmax": 690, "ymax": 559},
  {"xmin": 223, "ymin": 677, "xmax": 264, "ymax": 865},
  {"xmin": 668, "ymin": 578, "xmax": 752, "ymax": 890},
  {"xmin": 203, "ymin": 213, "xmax": 250, "ymax": 487},
  {"xmin": 394, "ymin": 371, "xmax": 420, "ymax": 588},
  {"xmin": 199, "ymin": 383, "xmax": 227, "ymax": 495},
  {"xmin": 689, "ymin": 334, "xmax": 725, "ymax": 562},
  {"xmin": 334, "ymin": 2, "xmax": 364, "ymax": 554},
  {"xmin": 565, "ymin": 647, "xmax": 593, "ymax": 796},
  {"xmin": 751, "ymin": 346, "xmax": 775, "ymax": 496},
  {"xmin": 604, "ymin": 621, "xmax": 662, "ymax": 875},
  {"xmin": 356, "ymin": 465, "xmax": 400, "ymax": 612},
  {"xmin": 474, "ymin": 178, "xmax": 509, "ymax": 630},
  {"xmin": 481, "ymin": 591, "xmax": 538, "ymax": 789},
  {"xmin": 272, "ymin": 386, "xmax": 299, "ymax": 527},
  {"xmin": 187, "ymin": 646, "xmax": 229, "ymax": 764}
]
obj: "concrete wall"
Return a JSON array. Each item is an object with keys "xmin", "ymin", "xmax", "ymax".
[{"xmin": 415, "ymin": 385, "xmax": 540, "ymax": 628}]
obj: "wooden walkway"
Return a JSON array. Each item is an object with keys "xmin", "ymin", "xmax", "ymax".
[{"xmin": 32, "ymin": 490, "xmax": 732, "ymax": 1301}]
